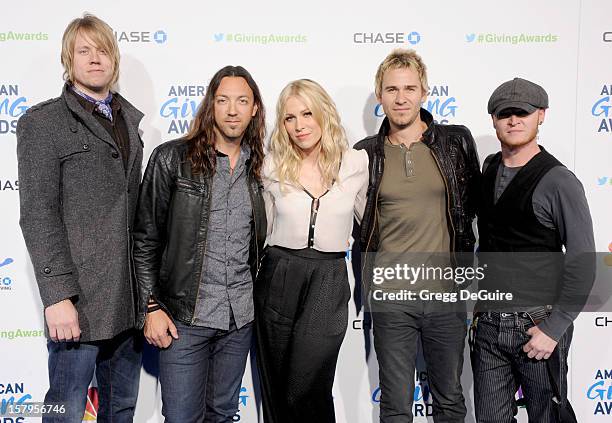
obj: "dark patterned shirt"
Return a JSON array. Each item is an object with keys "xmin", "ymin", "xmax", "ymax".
[{"xmin": 193, "ymin": 144, "xmax": 253, "ymax": 330}]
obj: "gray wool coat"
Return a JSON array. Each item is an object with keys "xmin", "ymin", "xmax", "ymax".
[{"xmin": 16, "ymin": 84, "xmax": 144, "ymax": 342}]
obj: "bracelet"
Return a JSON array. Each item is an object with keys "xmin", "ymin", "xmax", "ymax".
[{"xmin": 147, "ymin": 304, "xmax": 162, "ymax": 313}]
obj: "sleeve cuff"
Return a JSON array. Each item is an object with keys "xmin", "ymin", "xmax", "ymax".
[
  {"xmin": 37, "ymin": 267, "xmax": 80, "ymax": 309},
  {"xmin": 538, "ymin": 309, "xmax": 576, "ymax": 342}
]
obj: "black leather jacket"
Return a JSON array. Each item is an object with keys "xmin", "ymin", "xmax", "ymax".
[
  {"xmin": 354, "ymin": 109, "xmax": 480, "ymax": 255},
  {"xmin": 132, "ymin": 139, "xmax": 267, "ymax": 328}
]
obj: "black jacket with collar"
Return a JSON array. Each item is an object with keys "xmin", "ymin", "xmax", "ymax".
[
  {"xmin": 353, "ymin": 108, "xmax": 481, "ymax": 255},
  {"xmin": 133, "ymin": 139, "xmax": 267, "ymax": 328}
]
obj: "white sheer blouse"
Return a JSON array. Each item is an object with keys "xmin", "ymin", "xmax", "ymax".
[{"xmin": 263, "ymin": 149, "xmax": 369, "ymax": 252}]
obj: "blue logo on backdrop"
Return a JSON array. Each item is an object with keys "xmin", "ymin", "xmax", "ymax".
[
  {"xmin": 592, "ymin": 85, "xmax": 612, "ymax": 133},
  {"xmin": 353, "ymin": 31, "xmax": 422, "ymax": 45},
  {"xmin": 0, "ymin": 258, "xmax": 14, "ymax": 291},
  {"xmin": 597, "ymin": 177, "xmax": 612, "ymax": 186},
  {"xmin": 0, "ymin": 84, "xmax": 30, "ymax": 136},
  {"xmin": 153, "ymin": 30, "xmax": 167, "ymax": 44},
  {"xmin": 231, "ymin": 386, "xmax": 249, "ymax": 421},
  {"xmin": 587, "ymin": 369, "xmax": 612, "ymax": 415},
  {"xmin": 0, "ymin": 382, "xmax": 33, "ymax": 419},
  {"xmin": 406, "ymin": 31, "xmax": 421, "ymax": 45},
  {"xmin": 425, "ymin": 85, "xmax": 457, "ymax": 124},
  {"xmin": 373, "ymin": 85, "xmax": 458, "ymax": 124},
  {"xmin": 159, "ymin": 85, "xmax": 206, "ymax": 135},
  {"xmin": 114, "ymin": 29, "xmax": 168, "ymax": 44},
  {"xmin": 371, "ymin": 372, "xmax": 433, "ymax": 417}
]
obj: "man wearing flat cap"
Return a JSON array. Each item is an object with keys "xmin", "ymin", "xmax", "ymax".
[{"xmin": 471, "ymin": 78, "xmax": 595, "ymax": 422}]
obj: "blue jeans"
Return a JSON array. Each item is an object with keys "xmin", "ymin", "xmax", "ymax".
[
  {"xmin": 43, "ymin": 330, "xmax": 142, "ymax": 423},
  {"xmin": 159, "ymin": 320, "xmax": 253, "ymax": 423}
]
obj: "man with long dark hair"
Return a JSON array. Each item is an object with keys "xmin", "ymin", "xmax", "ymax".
[{"xmin": 133, "ymin": 66, "xmax": 267, "ymax": 422}]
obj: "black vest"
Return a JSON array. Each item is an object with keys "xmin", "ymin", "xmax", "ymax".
[
  {"xmin": 477, "ymin": 147, "xmax": 564, "ymax": 309},
  {"xmin": 479, "ymin": 148, "xmax": 563, "ymax": 253}
]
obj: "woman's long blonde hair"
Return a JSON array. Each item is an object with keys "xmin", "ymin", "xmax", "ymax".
[{"xmin": 269, "ymin": 79, "xmax": 348, "ymax": 189}]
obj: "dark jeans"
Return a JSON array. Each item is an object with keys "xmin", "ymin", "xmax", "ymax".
[
  {"xmin": 471, "ymin": 312, "xmax": 573, "ymax": 423},
  {"xmin": 372, "ymin": 300, "xmax": 467, "ymax": 423},
  {"xmin": 158, "ymin": 319, "xmax": 252, "ymax": 423},
  {"xmin": 43, "ymin": 330, "xmax": 142, "ymax": 423}
]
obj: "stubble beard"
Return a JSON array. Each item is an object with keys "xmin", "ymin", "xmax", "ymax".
[
  {"xmin": 388, "ymin": 109, "xmax": 420, "ymax": 130},
  {"xmin": 215, "ymin": 121, "xmax": 249, "ymax": 144}
]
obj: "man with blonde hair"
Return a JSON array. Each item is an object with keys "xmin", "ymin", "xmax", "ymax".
[
  {"xmin": 17, "ymin": 13, "xmax": 143, "ymax": 422},
  {"xmin": 355, "ymin": 49, "xmax": 480, "ymax": 422}
]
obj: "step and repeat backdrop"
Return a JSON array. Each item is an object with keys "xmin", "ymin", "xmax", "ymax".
[{"xmin": 1, "ymin": 0, "xmax": 611, "ymax": 421}]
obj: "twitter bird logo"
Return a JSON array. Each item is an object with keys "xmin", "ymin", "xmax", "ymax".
[
  {"xmin": 598, "ymin": 177, "xmax": 608, "ymax": 186},
  {"xmin": 0, "ymin": 258, "xmax": 14, "ymax": 268},
  {"xmin": 214, "ymin": 33, "xmax": 224, "ymax": 42},
  {"xmin": 466, "ymin": 33, "xmax": 476, "ymax": 43}
]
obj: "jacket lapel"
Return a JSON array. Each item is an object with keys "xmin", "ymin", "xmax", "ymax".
[
  {"xmin": 116, "ymin": 93, "xmax": 144, "ymax": 176},
  {"xmin": 63, "ymin": 85, "xmax": 118, "ymax": 150}
]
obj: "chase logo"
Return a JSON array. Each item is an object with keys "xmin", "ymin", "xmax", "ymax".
[
  {"xmin": 0, "ymin": 258, "xmax": 14, "ymax": 291},
  {"xmin": 1, "ymin": 84, "xmax": 30, "ymax": 136},
  {"xmin": 592, "ymin": 84, "xmax": 612, "ymax": 133},
  {"xmin": 595, "ymin": 315, "xmax": 612, "ymax": 327},
  {"xmin": 587, "ymin": 369, "xmax": 612, "ymax": 415},
  {"xmin": 353, "ymin": 31, "xmax": 421, "ymax": 45},
  {"xmin": 114, "ymin": 30, "xmax": 168, "ymax": 44},
  {"xmin": 374, "ymin": 85, "xmax": 458, "ymax": 124},
  {"xmin": 153, "ymin": 30, "xmax": 168, "ymax": 44},
  {"xmin": 160, "ymin": 85, "xmax": 205, "ymax": 135},
  {"xmin": 0, "ymin": 179, "xmax": 18, "ymax": 191}
]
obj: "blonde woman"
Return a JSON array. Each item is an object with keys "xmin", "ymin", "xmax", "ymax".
[{"xmin": 255, "ymin": 79, "xmax": 368, "ymax": 423}]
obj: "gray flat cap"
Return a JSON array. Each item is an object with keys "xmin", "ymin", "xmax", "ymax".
[{"xmin": 488, "ymin": 77, "xmax": 549, "ymax": 117}]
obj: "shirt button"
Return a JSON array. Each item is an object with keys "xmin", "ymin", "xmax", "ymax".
[
  {"xmin": 112, "ymin": 151, "xmax": 120, "ymax": 159},
  {"xmin": 43, "ymin": 267, "xmax": 51, "ymax": 274},
  {"xmin": 227, "ymin": 235, "xmax": 231, "ymax": 240},
  {"xmin": 228, "ymin": 210, "xmax": 232, "ymax": 215},
  {"xmin": 82, "ymin": 144, "xmax": 90, "ymax": 151}
]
